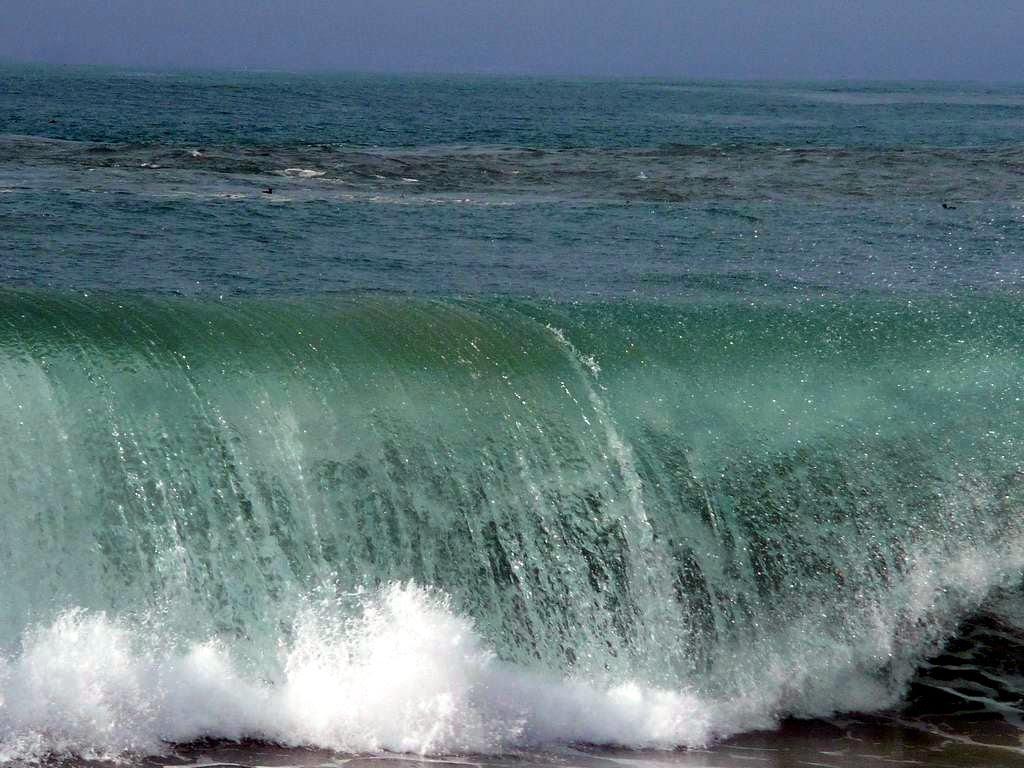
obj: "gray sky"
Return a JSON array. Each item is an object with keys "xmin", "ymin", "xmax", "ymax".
[{"xmin": 3, "ymin": 0, "xmax": 1023, "ymax": 80}]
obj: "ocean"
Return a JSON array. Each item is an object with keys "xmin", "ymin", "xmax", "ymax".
[{"xmin": 2, "ymin": 65, "xmax": 1024, "ymax": 766}]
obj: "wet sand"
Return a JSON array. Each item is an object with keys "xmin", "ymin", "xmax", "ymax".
[{"xmin": 57, "ymin": 715, "xmax": 1021, "ymax": 768}]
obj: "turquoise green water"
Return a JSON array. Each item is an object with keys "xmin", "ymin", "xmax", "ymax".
[{"xmin": 2, "ymin": 292, "xmax": 1024, "ymax": 756}]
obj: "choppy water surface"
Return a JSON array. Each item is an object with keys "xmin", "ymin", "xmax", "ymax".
[{"xmin": 1, "ymin": 67, "xmax": 1024, "ymax": 766}]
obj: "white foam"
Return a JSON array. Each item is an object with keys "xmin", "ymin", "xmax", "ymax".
[
  {"xmin": 2, "ymin": 547, "xmax": 1022, "ymax": 764},
  {"xmin": 0, "ymin": 584, "xmax": 744, "ymax": 763},
  {"xmin": 281, "ymin": 168, "xmax": 326, "ymax": 178}
]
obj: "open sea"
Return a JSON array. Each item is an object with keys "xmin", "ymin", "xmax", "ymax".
[{"xmin": 2, "ymin": 65, "xmax": 1024, "ymax": 766}]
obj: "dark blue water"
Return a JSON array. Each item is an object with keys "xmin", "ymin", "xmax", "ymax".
[{"xmin": 2, "ymin": 65, "xmax": 1023, "ymax": 297}]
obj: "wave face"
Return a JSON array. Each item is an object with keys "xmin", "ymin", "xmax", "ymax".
[{"xmin": 2, "ymin": 292, "xmax": 1024, "ymax": 760}]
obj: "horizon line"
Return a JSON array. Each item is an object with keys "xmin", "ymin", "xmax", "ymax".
[{"xmin": 2, "ymin": 56, "xmax": 1022, "ymax": 86}]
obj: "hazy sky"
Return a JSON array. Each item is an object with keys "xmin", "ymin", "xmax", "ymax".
[{"xmin": 3, "ymin": 0, "xmax": 1023, "ymax": 80}]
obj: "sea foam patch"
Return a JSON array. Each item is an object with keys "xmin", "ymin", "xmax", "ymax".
[{"xmin": 281, "ymin": 168, "xmax": 326, "ymax": 178}]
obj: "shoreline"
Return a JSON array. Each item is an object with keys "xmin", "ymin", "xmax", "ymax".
[{"xmin": 76, "ymin": 716, "xmax": 1022, "ymax": 768}]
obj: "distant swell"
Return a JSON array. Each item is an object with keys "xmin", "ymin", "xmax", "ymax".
[{"xmin": 2, "ymin": 292, "xmax": 1024, "ymax": 761}]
